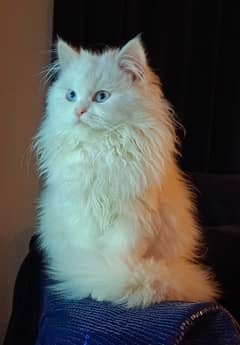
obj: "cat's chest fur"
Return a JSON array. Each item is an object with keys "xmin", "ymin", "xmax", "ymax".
[{"xmin": 39, "ymin": 138, "xmax": 145, "ymax": 256}]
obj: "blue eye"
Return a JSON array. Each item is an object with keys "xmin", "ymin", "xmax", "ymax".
[
  {"xmin": 66, "ymin": 89, "xmax": 77, "ymax": 102},
  {"xmin": 93, "ymin": 90, "xmax": 111, "ymax": 103}
]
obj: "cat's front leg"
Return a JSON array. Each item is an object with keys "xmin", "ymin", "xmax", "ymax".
[
  {"xmin": 67, "ymin": 249, "xmax": 133, "ymax": 303},
  {"xmin": 89, "ymin": 216, "xmax": 150, "ymax": 303}
]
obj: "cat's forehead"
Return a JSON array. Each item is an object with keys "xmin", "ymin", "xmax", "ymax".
[{"xmin": 63, "ymin": 49, "xmax": 120, "ymax": 86}]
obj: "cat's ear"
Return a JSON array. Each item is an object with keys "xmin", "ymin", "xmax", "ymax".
[
  {"xmin": 117, "ymin": 36, "xmax": 146, "ymax": 81},
  {"xmin": 56, "ymin": 38, "xmax": 79, "ymax": 67}
]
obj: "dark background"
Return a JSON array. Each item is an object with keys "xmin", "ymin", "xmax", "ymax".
[{"xmin": 53, "ymin": 0, "xmax": 240, "ymax": 174}]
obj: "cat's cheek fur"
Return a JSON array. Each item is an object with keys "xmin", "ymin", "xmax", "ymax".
[{"xmin": 47, "ymin": 90, "xmax": 76, "ymax": 127}]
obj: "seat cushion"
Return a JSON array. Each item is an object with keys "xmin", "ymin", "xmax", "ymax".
[{"xmin": 36, "ymin": 287, "xmax": 240, "ymax": 345}]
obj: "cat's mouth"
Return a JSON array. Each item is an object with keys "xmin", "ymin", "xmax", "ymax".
[
  {"xmin": 75, "ymin": 118, "xmax": 90, "ymax": 129},
  {"xmin": 76, "ymin": 114, "xmax": 99, "ymax": 130},
  {"xmin": 75, "ymin": 114, "xmax": 88, "ymax": 125},
  {"xmin": 76, "ymin": 117, "xmax": 83, "ymax": 124},
  {"xmin": 75, "ymin": 112, "xmax": 109, "ymax": 132},
  {"xmin": 75, "ymin": 115, "xmax": 99, "ymax": 132}
]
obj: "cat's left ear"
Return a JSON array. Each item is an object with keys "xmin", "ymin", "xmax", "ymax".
[
  {"xmin": 56, "ymin": 38, "xmax": 79, "ymax": 68},
  {"xmin": 117, "ymin": 36, "xmax": 147, "ymax": 81}
]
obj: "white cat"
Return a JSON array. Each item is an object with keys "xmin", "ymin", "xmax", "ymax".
[{"xmin": 34, "ymin": 36, "xmax": 218, "ymax": 307}]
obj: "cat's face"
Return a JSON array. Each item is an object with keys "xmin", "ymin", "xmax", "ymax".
[{"xmin": 46, "ymin": 37, "xmax": 159, "ymax": 144}]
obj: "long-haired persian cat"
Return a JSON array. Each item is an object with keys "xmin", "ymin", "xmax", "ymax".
[{"xmin": 34, "ymin": 37, "xmax": 218, "ymax": 307}]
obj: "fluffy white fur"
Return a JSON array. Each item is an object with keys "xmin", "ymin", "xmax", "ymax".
[{"xmin": 34, "ymin": 37, "xmax": 218, "ymax": 307}]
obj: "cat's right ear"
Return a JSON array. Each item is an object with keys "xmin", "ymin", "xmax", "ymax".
[
  {"xmin": 117, "ymin": 36, "xmax": 147, "ymax": 81},
  {"xmin": 56, "ymin": 38, "xmax": 79, "ymax": 68}
]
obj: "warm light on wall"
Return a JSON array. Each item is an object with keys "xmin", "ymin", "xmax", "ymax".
[{"xmin": 0, "ymin": 1, "xmax": 53, "ymax": 342}]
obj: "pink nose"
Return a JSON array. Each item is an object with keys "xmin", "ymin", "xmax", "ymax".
[{"xmin": 75, "ymin": 108, "xmax": 87, "ymax": 117}]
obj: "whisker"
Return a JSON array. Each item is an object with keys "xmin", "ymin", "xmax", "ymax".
[
  {"xmin": 21, "ymin": 141, "xmax": 34, "ymax": 170},
  {"xmin": 38, "ymin": 60, "xmax": 60, "ymax": 86}
]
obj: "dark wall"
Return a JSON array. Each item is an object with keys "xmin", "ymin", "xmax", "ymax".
[{"xmin": 53, "ymin": 0, "xmax": 240, "ymax": 174}]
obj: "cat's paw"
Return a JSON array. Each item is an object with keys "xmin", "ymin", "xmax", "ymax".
[
  {"xmin": 117, "ymin": 283, "xmax": 157, "ymax": 308},
  {"xmin": 91, "ymin": 292, "xmax": 104, "ymax": 302},
  {"xmin": 90, "ymin": 281, "xmax": 156, "ymax": 308},
  {"xmin": 90, "ymin": 286, "xmax": 125, "ymax": 304}
]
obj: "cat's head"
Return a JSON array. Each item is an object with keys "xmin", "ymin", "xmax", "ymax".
[{"xmin": 44, "ymin": 37, "xmax": 165, "ymax": 142}]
